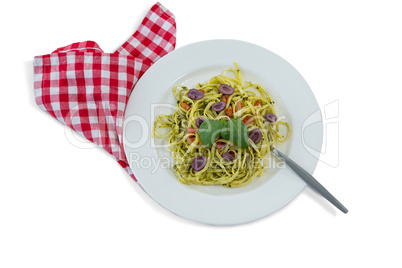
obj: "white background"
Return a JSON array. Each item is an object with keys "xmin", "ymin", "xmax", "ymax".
[{"xmin": 1, "ymin": 0, "xmax": 401, "ymax": 267}]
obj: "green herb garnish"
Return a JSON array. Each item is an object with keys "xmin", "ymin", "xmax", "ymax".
[
  {"xmin": 199, "ymin": 118, "xmax": 249, "ymax": 148},
  {"xmin": 198, "ymin": 119, "xmax": 224, "ymax": 148},
  {"xmin": 221, "ymin": 118, "xmax": 249, "ymax": 148}
]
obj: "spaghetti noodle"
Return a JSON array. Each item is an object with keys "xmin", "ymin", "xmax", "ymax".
[{"xmin": 153, "ymin": 63, "xmax": 290, "ymax": 187}]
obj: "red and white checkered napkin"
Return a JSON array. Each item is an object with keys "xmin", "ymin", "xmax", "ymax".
[{"xmin": 33, "ymin": 2, "xmax": 176, "ymax": 182}]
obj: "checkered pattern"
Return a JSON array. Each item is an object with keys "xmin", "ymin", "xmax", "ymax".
[{"xmin": 33, "ymin": 2, "xmax": 176, "ymax": 182}]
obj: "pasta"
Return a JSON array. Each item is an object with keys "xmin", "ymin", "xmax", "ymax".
[{"xmin": 152, "ymin": 63, "xmax": 291, "ymax": 187}]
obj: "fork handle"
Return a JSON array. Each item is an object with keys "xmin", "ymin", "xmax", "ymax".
[{"xmin": 272, "ymin": 148, "xmax": 348, "ymax": 214}]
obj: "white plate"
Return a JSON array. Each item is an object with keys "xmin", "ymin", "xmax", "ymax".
[{"xmin": 123, "ymin": 39, "xmax": 323, "ymax": 225}]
